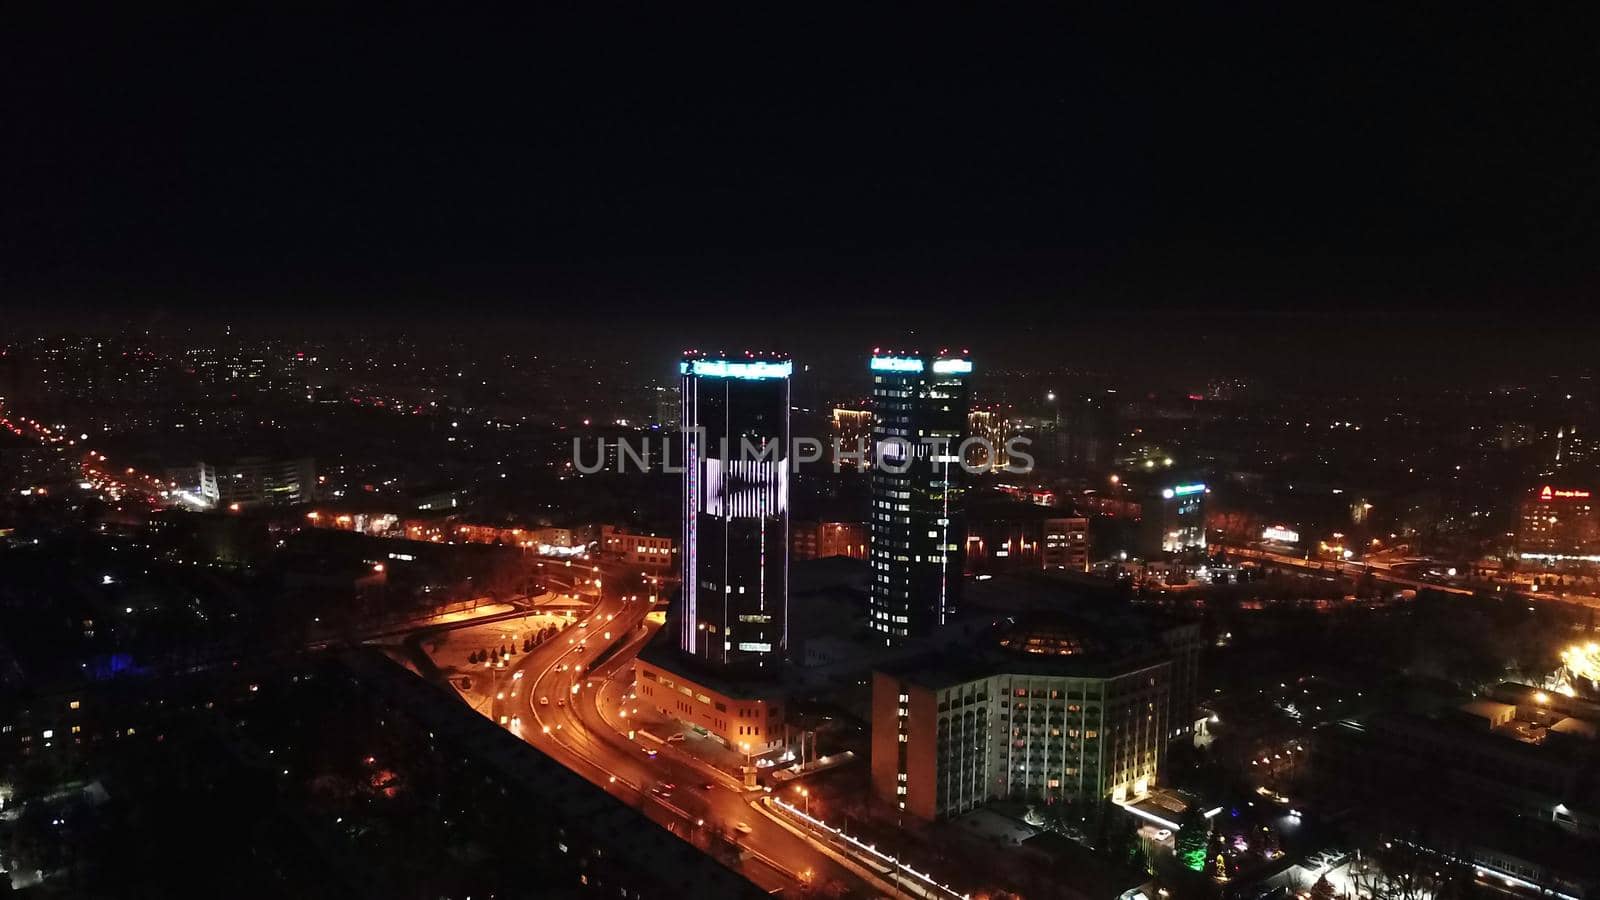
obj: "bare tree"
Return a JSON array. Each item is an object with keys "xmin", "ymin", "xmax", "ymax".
[{"xmin": 1347, "ymin": 839, "xmax": 1471, "ymax": 900}]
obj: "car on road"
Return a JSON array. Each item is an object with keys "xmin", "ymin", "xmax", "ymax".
[
  {"xmin": 557, "ymin": 698, "xmax": 566, "ymax": 707},
  {"xmin": 644, "ymin": 748, "xmax": 658, "ymax": 758},
  {"xmin": 701, "ymin": 782, "xmax": 715, "ymax": 791},
  {"xmin": 666, "ymin": 732, "xmax": 686, "ymax": 743},
  {"xmin": 733, "ymin": 822, "xmax": 753, "ymax": 835},
  {"xmin": 539, "ymin": 696, "xmax": 549, "ymax": 706},
  {"xmin": 650, "ymin": 785, "xmax": 672, "ymax": 798},
  {"xmin": 1153, "ymin": 828, "xmax": 1172, "ymax": 841}
]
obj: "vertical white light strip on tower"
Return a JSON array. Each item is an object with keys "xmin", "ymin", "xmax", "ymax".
[
  {"xmin": 940, "ymin": 454, "xmax": 949, "ymax": 627},
  {"xmin": 682, "ymin": 371, "xmax": 697, "ymax": 655},
  {"xmin": 757, "ymin": 445, "xmax": 766, "ymax": 662},
  {"xmin": 721, "ymin": 378, "xmax": 730, "ymax": 665},
  {"xmin": 782, "ymin": 373, "xmax": 790, "ymax": 656}
]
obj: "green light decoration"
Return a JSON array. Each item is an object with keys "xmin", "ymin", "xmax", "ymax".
[{"xmin": 1174, "ymin": 808, "xmax": 1210, "ymax": 872}]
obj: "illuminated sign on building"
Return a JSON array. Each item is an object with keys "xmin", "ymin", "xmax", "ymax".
[
  {"xmin": 1161, "ymin": 483, "xmax": 1207, "ymax": 499},
  {"xmin": 1539, "ymin": 485, "xmax": 1592, "ymax": 501},
  {"xmin": 702, "ymin": 457, "xmax": 789, "ymax": 518},
  {"xmin": 1262, "ymin": 525, "xmax": 1300, "ymax": 544},
  {"xmin": 678, "ymin": 359, "xmax": 793, "ymax": 380},
  {"xmin": 870, "ymin": 356, "xmax": 925, "ymax": 373},
  {"xmin": 931, "ymin": 358, "xmax": 974, "ymax": 375}
]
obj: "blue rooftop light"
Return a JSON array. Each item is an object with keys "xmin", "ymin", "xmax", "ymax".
[
  {"xmin": 870, "ymin": 356, "xmax": 924, "ymax": 373},
  {"xmin": 679, "ymin": 358, "xmax": 793, "ymax": 380}
]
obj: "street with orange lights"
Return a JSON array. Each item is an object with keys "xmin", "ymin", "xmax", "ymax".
[
  {"xmin": 0, "ymin": 404, "xmax": 169, "ymax": 508},
  {"xmin": 453, "ymin": 560, "xmax": 897, "ymax": 897}
]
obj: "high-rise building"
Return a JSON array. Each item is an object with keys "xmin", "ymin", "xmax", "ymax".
[
  {"xmin": 868, "ymin": 351, "xmax": 972, "ymax": 642},
  {"xmin": 1517, "ymin": 483, "xmax": 1600, "ymax": 563},
  {"xmin": 163, "ymin": 457, "xmax": 317, "ymax": 509},
  {"xmin": 870, "ymin": 614, "xmax": 1199, "ymax": 820},
  {"xmin": 1138, "ymin": 479, "xmax": 1208, "ymax": 557},
  {"xmin": 679, "ymin": 353, "xmax": 791, "ymax": 673},
  {"xmin": 1552, "ymin": 427, "xmax": 1598, "ymax": 478},
  {"xmin": 791, "ymin": 521, "xmax": 869, "ymax": 561},
  {"xmin": 1042, "ymin": 517, "xmax": 1091, "ymax": 572},
  {"xmin": 830, "ymin": 407, "xmax": 872, "ymax": 471}
]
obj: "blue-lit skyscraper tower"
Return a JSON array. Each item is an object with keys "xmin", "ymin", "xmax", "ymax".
[
  {"xmin": 867, "ymin": 350, "xmax": 972, "ymax": 643},
  {"xmin": 680, "ymin": 353, "xmax": 791, "ymax": 673}
]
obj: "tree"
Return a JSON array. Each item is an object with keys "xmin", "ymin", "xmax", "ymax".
[
  {"xmin": 1174, "ymin": 807, "xmax": 1210, "ymax": 872},
  {"xmin": 1309, "ymin": 873, "xmax": 1335, "ymax": 900},
  {"xmin": 1349, "ymin": 838, "xmax": 1471, "ymax": 900}
]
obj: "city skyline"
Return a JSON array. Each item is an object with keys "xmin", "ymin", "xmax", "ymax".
[{"xmin": 5, "ymin": 8, "xmax": 1600, "ymax": 899}]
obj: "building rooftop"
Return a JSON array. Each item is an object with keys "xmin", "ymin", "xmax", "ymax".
[
  {"xmin": 876, "ymin": 620, "xmax": 1173, "ymax": 691},
  {"xmin": 636, "ymin": 635, "xmax": 789, "ymax": 702},
  {"xmin": 1460, "ymin": 699, "xmax": 1517, "ymax": 722}
]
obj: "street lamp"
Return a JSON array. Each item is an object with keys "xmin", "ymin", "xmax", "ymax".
[
  {"xmin": 740, "ymin": 741, "xmax": 751, "ymax": 767},
  {"xmin": 796, "ymin": 786, "xmax": 810, "ymax": 815}
]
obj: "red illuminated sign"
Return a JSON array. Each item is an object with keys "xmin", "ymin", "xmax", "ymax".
[{"xmin": 1540, "ymin": 485, "xmax": 1592, "ymax": 501}]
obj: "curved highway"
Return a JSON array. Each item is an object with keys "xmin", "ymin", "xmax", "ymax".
[{"xmin": 498, "ymin": 562, "xmax": 878, "ymax": 897}]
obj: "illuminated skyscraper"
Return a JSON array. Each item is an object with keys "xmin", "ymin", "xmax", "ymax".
[
  {"xmin": 1139, "ymin": 479, "xmax": 1208, "ymax": 557},
  {"xmin": 679, "ymin": 353, "xmax": 791, "ymax": 672},
  {"xmin": 1518, "ymin": 483, "xmax": 1600, "ymax": 562},
  {"xmin": 868, "ymin": 350, "xmax": 972, "ymax": 642}
]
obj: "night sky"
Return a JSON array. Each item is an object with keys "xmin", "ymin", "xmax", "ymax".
[{"xmin": 4, "ymin": 8, "xmax": 1597, "ymax": 352}]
